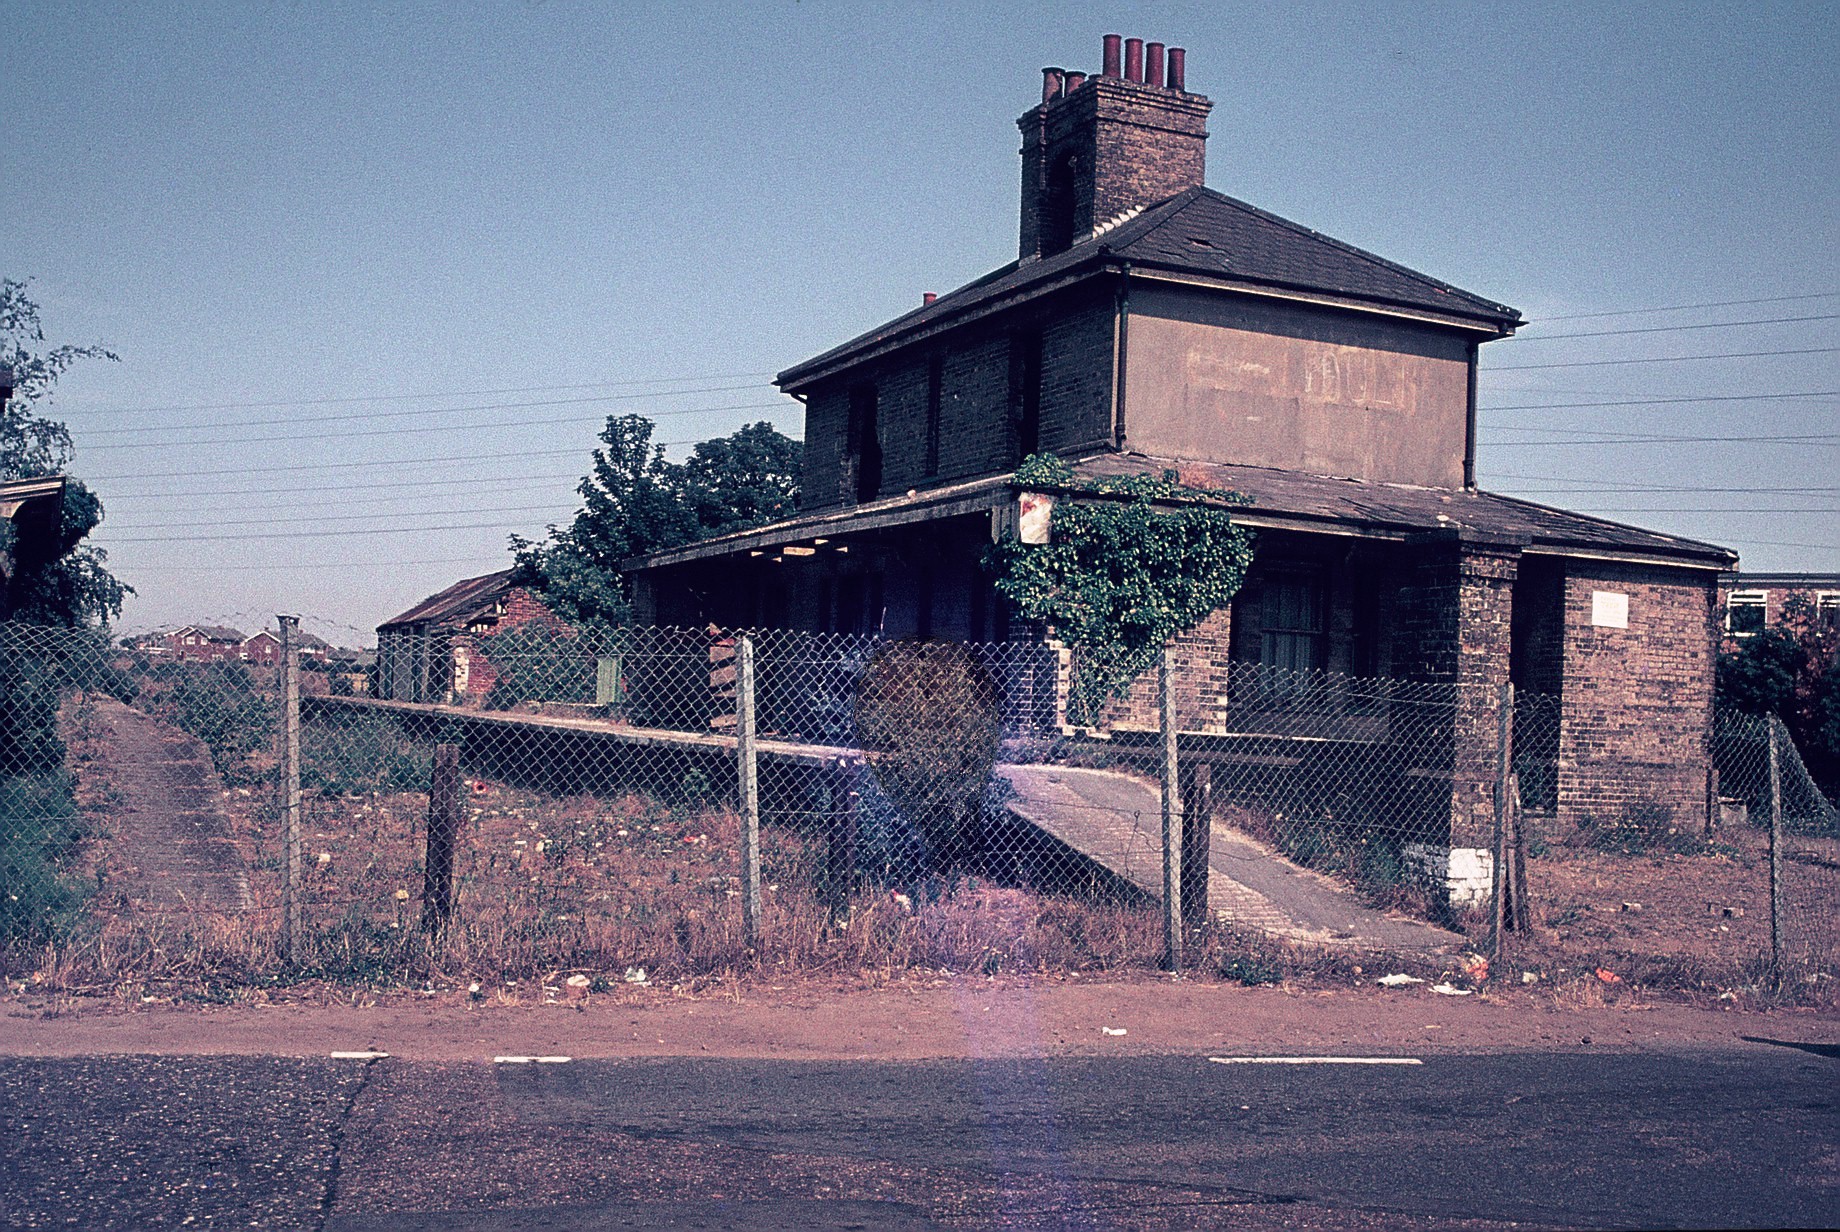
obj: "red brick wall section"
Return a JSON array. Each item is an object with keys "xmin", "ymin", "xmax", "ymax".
[
  {"xmin": 1556, "ymin": 563, "xmax": 1717, "ymax": 832},
  {"xmin": 1078, "ymin": 607, "xmax": 1234, "ymax": 734}
]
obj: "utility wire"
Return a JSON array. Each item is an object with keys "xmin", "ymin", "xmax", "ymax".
[
  {"xmin": 98, "ymin": 519, "xmax": 562, "ymax": 545},
  {"xmin": 66, "ymin": 372, "xmax": 777, "ymax": 417},
  {"xmin": 1533, "ymin": 291, "xmax": 1836, "ymax": 323},
  {"xmin": 78, "ymin": 401, "xmax": 789, "ymax": 452},
  {"xmin": 1506, "ymin": 313, "xmax": 1840, "ymax": 342},
  {"xmin": 1480, "ymin": 390, "xmax": 1838, "ymax": 412},
  {"xmin": 1491, "ymin": 431, "xmax": 1838, "ymax": 445},
  {"xmin": 82, "ymin": 434, "xmax": 800, "ymax": 483},
  {"xmin": 1488, "ymin": 346, "xmax": 1840, "ymax": 371},
  {"xmin": 118, "ymin": 501, "xmax": 583, "ymax": 533},
  {"xmin": 76, "ymin": 384, "xmax": 782, "ymax": 438}
]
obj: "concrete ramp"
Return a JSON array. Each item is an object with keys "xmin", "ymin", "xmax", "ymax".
[{"xmin": 998, "ymin": 764, "xmax": 1460, "ymax": 953}]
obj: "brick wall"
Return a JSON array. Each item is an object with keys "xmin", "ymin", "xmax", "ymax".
[
  {"xmin": 1080, "ymin": 606, "xmax": 1234, "ymax": 733},
  {"xmin": 1019, "ymin": 77, "xmax": 1211, "ymax": 258},
  {"xmin": 1555, "ymin": 562, "xmax": 1717, "ymax": 831},
  {"xmin": 798, "ymin": 293, "xmax": 1117, "ymax": 511}
]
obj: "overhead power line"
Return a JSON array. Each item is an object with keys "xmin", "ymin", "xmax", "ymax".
[
  {"xmin": 119, "ymin": 500, "xmax": 582, "ymax": 534},
  {"xmin": 68, "ymin": 372, "xmax": 778, "ymax": 417},
  {"xmin": 98, "ymin": 518, "xmax": 559, "ymax": 545},
  {"xmin": 1480, "ymin": 390, "xmax": 1838, "ymax": 412},
  {"xmin": 1508, "ymin": 313, "xmax": 1840, "ymax": 342},
  {"xmin": 78, "ymin": 400, "xmax": 789, "ymax": 452},
  {"xmin": 76, "ymin": 384, "xmax": 782, "ymax": 438},
  {"xmin": 1487, "ymin": 346, "xmax": 1840, "ymax": 371},
  {"xmin": 82, "ymin": 434, "xmax": 800, "ymax": 483},
  {"xmin": 1491, "ymin": 430, "xmax": 1838, "ymax": 445},
  {"xmin": 1534, "ymin": 291, "xmax": 1836, "ymax": 323}
]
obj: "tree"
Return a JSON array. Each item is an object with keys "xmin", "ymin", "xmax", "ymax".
[
  {"xmin": 512, "ymin": 413, "xmax": 801, "ymax": 630},
  {"xmin": 1718, "ymin": 595, "xmax": 1840, "ymax": 799},
  {"xmin": 1, "ymin": 279, "xmax": 130, "ymax": 626}
]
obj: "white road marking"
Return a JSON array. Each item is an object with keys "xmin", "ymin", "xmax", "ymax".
[
  {"xmin": 1208, "ymin": 1056, "xmax": 1423, "ymax": 1066},
  {"xmin": 329, "ymin": 1051, "xmax": 390, "ymax": 1060},
  {"xmin": 492, "ymin": 1055, "xmax": 573, "ymax": 1064}
]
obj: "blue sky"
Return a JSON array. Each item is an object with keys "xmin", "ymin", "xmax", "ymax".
[{"xmin": 5, "ymin": 1, "xmax": 1835, "ymax": 643}]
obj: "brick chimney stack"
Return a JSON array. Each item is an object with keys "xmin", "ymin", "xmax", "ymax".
[{"xmin": 1018, "ymin": 34, "xmax": 1212, "ymax": 260}]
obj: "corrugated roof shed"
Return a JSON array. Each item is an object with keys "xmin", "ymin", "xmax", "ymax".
[{"xmin": 378, "ymin": 569, "xmax": 515, "ymax": 633}]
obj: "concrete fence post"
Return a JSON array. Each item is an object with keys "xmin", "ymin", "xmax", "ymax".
[
  {"xmin": 277, "ymin": 614, "xmax": 302, "ymax": 966},
  {"xmin": 737, "ymin": 635, "xmax": 761, "ymax": 948},
  {"xmin": 1768, "ymin": 719, "xmax": 1784, "ymax": 985},
  {"xmin": 1490, "ymin": 681, "xmax": 1513, "ymax": 969},
  {"xmin": 1159, "ymin": 646, "xmax": 1183, "ymax": 972}
]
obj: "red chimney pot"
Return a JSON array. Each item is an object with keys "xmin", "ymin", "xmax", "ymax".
[
  {"xmin": 1145, "ymin": 42, "xmax": 1165, "ymax": 87},
  {"xmin": 1040, "ymin": 67, "xmax": 1064, "ymax": 104},
  {"xmin": 1101, "ymin": 34, "xmax": 1122, "ymax": 78},
  {"xmin": 1124, "ymin": 38, "xmax": 1144, "ymax": 82},
  {"xmin": 1065, "ymin": 70, "xmax": 1086, "ymax": 92},
  {"xmin": 1167, "ymin": 47, "xmax": 1186, "ymax": 91},
  {"xmin": 922, "ymin": 292, "xmax": 937, "ymax": 306}
]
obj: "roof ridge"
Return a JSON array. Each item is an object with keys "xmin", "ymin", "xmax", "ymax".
[{"xmin": 1189, "ymin": 188, "xmax": 1520, "ymax": 319}]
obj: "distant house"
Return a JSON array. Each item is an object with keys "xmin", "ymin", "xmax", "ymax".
[
  {"xmin": 168, "ymin": 625, "xmax": 246, "ymax": 663},
  {"xmin": 0, "ymin": 474, "xmax": 68, "ymax": 621},
  {"xmin": 241, "ymin": 627, "xmax": 333, "ymax": 668},
  {"xmin": 375, "ymin": 570, "xmax": 564, "ymax": 703},
  {"xmin": 1719, "ymin": 572, "xmax": 1840, "ymax": 642}
]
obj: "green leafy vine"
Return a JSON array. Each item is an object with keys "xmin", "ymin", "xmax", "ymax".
[{"xmin": 984, "ymin": 454, "xmax": 1256, "ymax": 723}]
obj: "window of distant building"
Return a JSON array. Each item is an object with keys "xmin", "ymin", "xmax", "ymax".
[
  {"xmin": 1818, "ymin": 592, "xmax": 1840, "ymax": 634},
  {"xmin": 1726, "ymin": 590, "xmax": 1767, "ymax": 637}
]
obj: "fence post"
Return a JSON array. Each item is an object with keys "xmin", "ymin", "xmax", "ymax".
[
  {"xmin": 1179, "ymin": 761, "xmax": 1212, "ymax": 934},
  {"xmin": 277, "ymin": 614, "xmax": 302, "ymax": 965},
  {"xmin": 737, "ymin": 635, "xmax": 761, "ymax": 948},
  {"xmin": 1159, "ymin": 646, "xmax": 1183, "ymax": 972},
  {"xmin": 1768, "ymin": 718, "xmax": 1784, "ymax": 985},
  {"xmin": 1490, "ymin": 681, "xmax": 1513, "ymax": 968},
  {"xmin": 422, "ymin": 743, "xmax": 461, "ymax": 931},
  {"xmin": 825, "ymin": 757, "xmax": 858, "ymax": 929}
]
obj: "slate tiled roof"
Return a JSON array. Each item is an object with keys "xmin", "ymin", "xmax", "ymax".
[
  {"xmin": 378, "ymin": 569, "xmax": 514, "ymax": 632},
  {"xmin": 187, "ymin": 625, "xmax": 247, "ymax": 643},
  {"xmin": 780, "ymin": 187, "xmax": 1521, "ymax": 389},
  {"xmin": 1071, "ymin": 454, "xmax": 1735, "ymax": 567}
]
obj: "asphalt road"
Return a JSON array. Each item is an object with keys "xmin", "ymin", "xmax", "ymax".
[{"xmin": 2, "ymin": 1044, "xmax": 1835, "ymax": 1229}]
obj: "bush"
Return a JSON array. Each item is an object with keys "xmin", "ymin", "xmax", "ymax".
[
  {"xmin": 482, "ymin": 623, "xmax": 593, "ymax": 710},
  {"xmin": 1576, "ymin": 797, "xmax": 1701, "ymax": 856},
  {"xmin": 0, "ymin": 770, "xmax": 85, "ymax": 947},
  {"xmin": 301, "ymin": 716, "xmax": 432, "ymax": 796},
  {"xmin": 852, "ymin": 641, "xmax": 1002, "ymax": 871}
]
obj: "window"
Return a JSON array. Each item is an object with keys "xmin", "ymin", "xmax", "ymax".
[
  {"xmin": 846, "ymin": 383, "xmax": 882, "ymax": 503},
  {"xmin": 1008, "ymin": 331, "xmax": 1042, "ymax": 463},
  {"xmin": 1726, "ymin": 590, "xmax": 1767, "ymax": 637},
  {"xmin": 1260, "ymin": 569, "xmax": 1327, "ymax": 674},
  {"xmin": 924, "ymin": 353, "xmax": 943, "ymax": 478},
  {"xmin": 1818, "ymin": 593, "xmax": 1840, "ymax": 634}
]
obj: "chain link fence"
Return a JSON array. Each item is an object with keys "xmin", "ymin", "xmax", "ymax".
[{"xmin": 2, "ymin": 618, "xmax": 1834, "ymax": 997}]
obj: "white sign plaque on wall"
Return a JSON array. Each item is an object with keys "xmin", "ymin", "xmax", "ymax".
[{"xmin": 1591, "ymin": 590, "xmax": 1629, "ymax": 629}]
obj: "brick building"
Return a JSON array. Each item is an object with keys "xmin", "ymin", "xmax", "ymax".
[
  {"xmin": 167, "ymin": 625, "xmax": 247, "ymax": 663},
  {"xmin": 241, "ymin": 627, "xmax": 333, "ymax": 669},
  {"xmin": 376, "ymin": 569, "xmax": 566, "ymax": 704},
  {"xmin": 627, "ymin": 36, "xmax": 1736, "ymax": 896},
  {"xmin": 1718, "ymin": 572, "xmax": 1840, "ymax": 643}
]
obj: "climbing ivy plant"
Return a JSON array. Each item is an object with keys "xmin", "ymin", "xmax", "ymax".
[{"xmin": 984, "ymin": 453, "xmax": 1256, "ymax": 723}]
